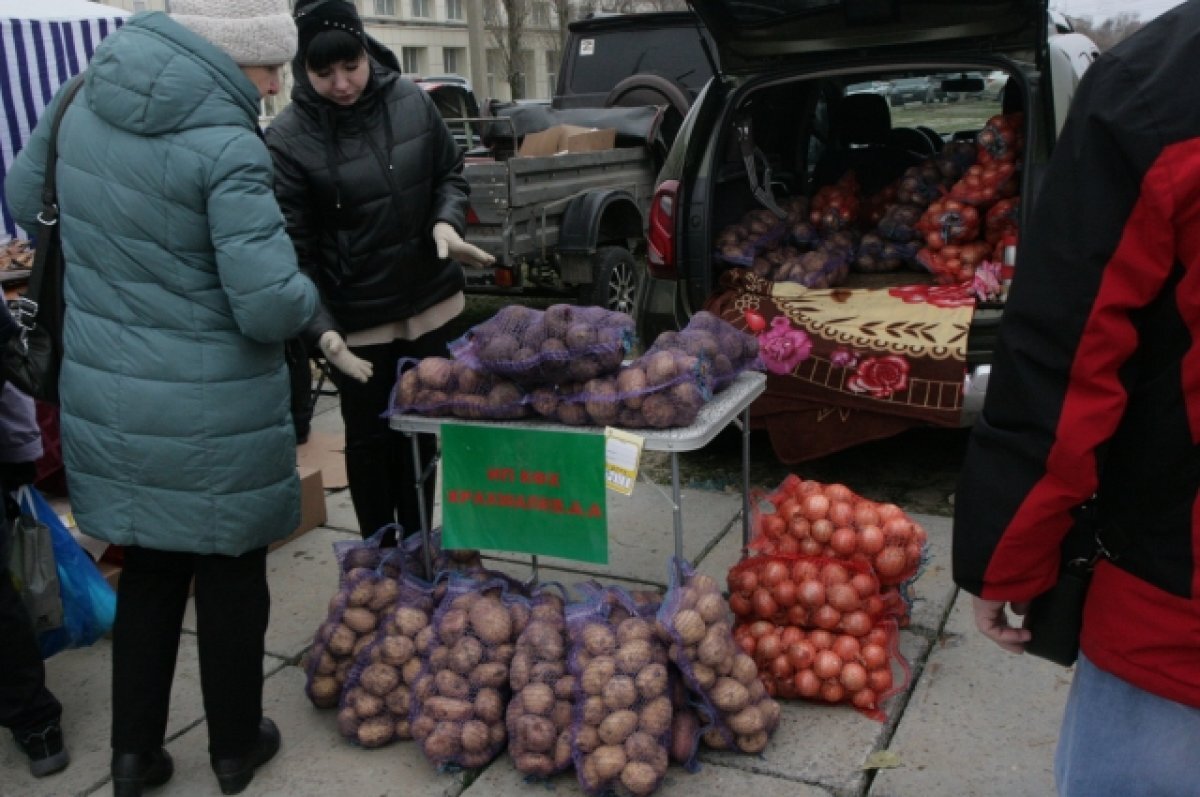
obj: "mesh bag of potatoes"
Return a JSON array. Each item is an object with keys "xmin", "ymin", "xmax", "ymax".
[
  {"xmin": 448, "ymin": 304, "xmax": 634, "ymax": 387},
  {"xmin": 505, "ymin": 586, "xmax": 574, "ymax": 779},
  {"xmin": 645, "ymin": 311, "xmax": 761, "ymax": 393},
  {"xmin": 409, "ymin": 573, "xmax": 532, "ymax": 769},
  {"xmin": 656, "ymin": 558, "xmax": 781, "ymax": 755},
  {"xmin": 567, "ymin": 586, "xmax": 673, "ymax": 797},
  {"xmin": 303, "ymin": 552, "xmax": 409, "ymax": 709},
  {"xmin": 389, "ymin": 356, "xmax": 529, "ymax": 421},
  {"xmin": 528, "ymin": 346, "xmax": 710, "ymax": 429},
  {"xmin": 666, "ymin": 667, "xmax": 708, "ymax": 773},
  {"xmin": 336, "ymin": 572, "xmax": 439, "ymax": 747}
]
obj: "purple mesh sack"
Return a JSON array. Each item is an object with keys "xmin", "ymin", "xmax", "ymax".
[
  {"xmin": 389, "ymin": 356, "xmax": 529, "ymax": 420},
  {"xmin": 656, "ymin": 557, "xmax": 781, "ymax": 755},
  {"xmin": 448, "ymin": 304, "xmax": 634, "ymax": 387},
  {"xmin": 336, "ymin": 572, "xmax": 439, "ymax": 747},
  {"xmin": 506, "ymin": 585, "xmax": 574, "ymax": 778},
  {"xmin": 647, "ymin": 310, "xmax": 761, "ymax": 392},
  {"xmin": 566, "ymin": 586, "xmax": 672, "ymax": 797}
]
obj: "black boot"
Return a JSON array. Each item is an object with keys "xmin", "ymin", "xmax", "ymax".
[
  {"xmin": 110, "ymin": 748, "xmax": 173, "ymax": 797},
  {"xmin": 210, "ymin": 717, "xmax": 280, "ymax": 795}
]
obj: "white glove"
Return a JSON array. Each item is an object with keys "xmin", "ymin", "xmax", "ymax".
[
  {"xmin": 432, "ymin": 221, "xmax": 495, "ymax": 268},
  {"xmin": 318, "ymin": 330, "xmax": 373, "ymax": 384}
]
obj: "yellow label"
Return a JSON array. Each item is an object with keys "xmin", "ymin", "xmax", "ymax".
[{"xmin": 604, "ymin": 427, "xmax": 644, "ymax": 496}]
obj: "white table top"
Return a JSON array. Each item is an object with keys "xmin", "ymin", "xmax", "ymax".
[{"xmin": 388, "ymin": 371, "xmax": 767, "ymax": 453}]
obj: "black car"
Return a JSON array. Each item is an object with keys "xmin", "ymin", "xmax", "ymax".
[
  {"xmin": 635, "ymin": 0, "xmax": 1091, "ymax": 458},
  {"xmin": 887, "ymin": 76, "xmax": 939, "ymax": 106}
]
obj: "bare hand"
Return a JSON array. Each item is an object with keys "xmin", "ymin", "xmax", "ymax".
[
  {"xmin": 971, "ymin": 596, "xmax": 1032, "ymax": 654},
  {"xmin": 432, "ymin": 221, "xmax": 495, "ymax": 268},
  {"xmin": 318, "ymin": 330, "xmax": 373, "ymax": 384}
]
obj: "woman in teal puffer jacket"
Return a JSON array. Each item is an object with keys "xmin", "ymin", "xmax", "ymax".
[{"xmin": 4, "ymin": 3, "xmax": 317, "ymax": 795}]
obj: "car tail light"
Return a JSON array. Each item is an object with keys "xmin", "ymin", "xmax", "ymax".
[
  {"xmin": 647, "ymin": 179, "xmax": 679, "ymax": 280},
  {"xmin": 466, "ymin": 205, "xmax": 480, "ymax": 225}
]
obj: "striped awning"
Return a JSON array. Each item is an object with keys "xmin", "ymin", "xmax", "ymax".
[{"xmin": 2, "ymin": 6, "xmax": 128, "ymax": 239}]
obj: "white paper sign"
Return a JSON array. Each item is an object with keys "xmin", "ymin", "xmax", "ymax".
[{"xmin": 604, "ymin": 427, "xmax": 643, "ymax": 496}]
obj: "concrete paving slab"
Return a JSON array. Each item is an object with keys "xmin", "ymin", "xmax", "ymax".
[
  {"xmin": 324, "ymin": 488, "xmax": 360, "ymax": 533},
  {"xmin": 149, "ymin": 664, "xmax": 470, "ymax": 797},
  {"xmin": 476, "ymin": 486, "xmax": 742, "ymax": 587},
  {"xmin": 0, "ymin": 637, "xmax": 245, "ymax": 797},
  {"xmin": 464, "ymin": 753, "xmax": 835, "ymax": 797},
  {"xmin": 180, "ymin": 527, "xmax": 357, "ymax": 661},
  {"xmin": 868, "ymin": 592, "xmax": 1072, "ymax": 797},
  {"xmin": 699, "ymin": 631, "xmax": 932, "ymax": 797}
]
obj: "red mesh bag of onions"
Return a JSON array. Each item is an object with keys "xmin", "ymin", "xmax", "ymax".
[{"xmin": 448, "ymin": 304, "xmax": 634, "ymax": 387}]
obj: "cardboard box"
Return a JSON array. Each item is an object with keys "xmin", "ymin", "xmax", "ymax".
[
  {"xmin": 518, "ymin": 124, "xmax": 616, "ymax": 157},
  {"xmin": 98, "ymin": 467, "xmax": 327, "ymax": 590}
]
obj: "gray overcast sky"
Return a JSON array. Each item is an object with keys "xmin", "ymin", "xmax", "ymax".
[{"xmin": 1051, "ymin": 0, "xmax": 1186, "ymax": 21}]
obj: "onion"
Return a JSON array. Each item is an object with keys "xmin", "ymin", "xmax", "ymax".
[
  {"xmin": 799, "ymin": 579, "xmax": 826, "ymax": 608},
  {"xmin": 832, "ymin": 634, "xmax": 861, "ymax": 662},
  {"xmin": 748, "ymin": 620, "xmax": 775, "ymax": 638},
  {"xmin": 770, "ymin": 654, "xmax": 793, "ymax": 680},
  {"xmin": 788, "ymin": 516, "xmax": 812, "ymax": 539},
  {"xmin": 839, "ymin": 661, "xmax": 868, "ymax": 692},
  {"xmin": 858, "ymin": 525, "xmax": 885, "ymax": 555},
  {"xmin": 751, "ymin": 588, "xmax": 779, "ymax": 620},
  {"xmin": 813, "ymin": 650, "xmax": 842, "ymax": 679},
  {"xmin": 808, "ymin": 630, "xmax": 834, "ymax": 650},
  {"xmin": 868, "ymin": 668, "xmax": 893, "ymax": 693},
  {"xmin": 842, "ymin": 611, "xmax": 873, "ymax": 637},
  {"xmin": 787, "ymin": 641, "xmax": 815, "ymax": 670},
  {"xmin": 791, "ymin": 560, "xmax": 819, "ymax": 583},
  {"xmin": 728, "ymin": 592, "xmax": 752, "ymax": 618},
  {"xmin": 861, "ymin": 643, "xmax": 888, "ymax": 671},
  {"xmin": 810, "ymin": 518, "xmax": 835, "ymax": 544},
  {"xmin": 830, "ymin": 527, "xmax": 858, "ymax": 557},
  {"xmin": 874, "ymin": 547, "xmax": 909, "ymax": 580},
  {"xmin": 820, "ymin": 680, "xmax": 846, "ymax": 704},
  {"xmin": 756, "ymin": 632, "xmax": 782, "ymax": 662},
  {"xmin": 850, "ymin": 573, "xmax": 878, "ymax": 599},
  {"xmin": 776, "ymin": 498, "xmax": 800, "ymax": 522},
  {"xmin": 799, "ymin": 538, "xmax": 823, "ymax": 556},
  {"xmin": 734, "ymin": 570, "xmax": 758, "ymax": 594},
  {"xmin": 772, "ymin": 579, "xmax": 798, "ymax": 608},
  {"xmin": 802, "ymin": 494, "xmax": 831, "ymax": 521},
  {"xmin": 761, "ymin": 515, "xmax": 785, "ymax": 539},
  {"xmin": 821, "ymin": 562, "xmax": 850, "ymax": 586},
  {"xmin": 823, "ymin": 483, "xmax": 853, "ymax": 502},
  {"xmin": 827, "ymin": 583, "xmax": 860, "ymax": 613},
  {"xmin": 780, "ymin": 625, "xmax": 803, "ymax": 647},
  {"xmin": 761, "ymin": 560, "xmax": 789, "ymax": 588},
  {"xmin": 853, "ymin": 503, "xmax": 881, "ymax": 528},
  {"xmin": 851, "ymin": 687, "xmax": 878, "ymax": 710},
  {"xmin": 777, "ymin": 535, "xmax": 801, "ymax": 556},
  {"xmin": 812, "ymin": 605, "xmax": 842, "ymax": 631},
  {"xmin": 794, "ymin": 669, "xmax": 821, "ymax": 697},
  {"xmin": 828, "ymin": 500, "xmax": 855, "ymax": 527},
  {"xmin": 786, "ymin": 604, "xmax": 809, "ymax": 627}
]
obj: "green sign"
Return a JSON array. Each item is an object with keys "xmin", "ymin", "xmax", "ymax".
[{"xmin": 440, "ymin": 425, "xmax": 608, "ymax": 564}]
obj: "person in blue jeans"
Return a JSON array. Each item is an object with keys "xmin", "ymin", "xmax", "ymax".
[
  {"xmin": 0, "ymin": 302, "xmax": 68, "ymax": 778},
  {"xmin": 952, "ymin": 3, "xmax": 1200, "ymax": 795}
]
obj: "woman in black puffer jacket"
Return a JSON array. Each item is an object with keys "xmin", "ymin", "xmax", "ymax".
[{"xmin": 266, "ymin": 0, "xmax": 493, "ymax": 540}]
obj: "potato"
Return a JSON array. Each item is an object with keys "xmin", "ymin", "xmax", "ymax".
[
  {"xmin": 361, "ymin": 663, "xmax": 401, "ymax": 697},
  {"xmin": 356, "ymin": 716, "xmax": 394, "ymax": 748},
  {"xmin": 424, "ymin": 696, "xmax": 473, "ymax": 722},
  {"xmin": 352, "ymin": 689, "xmax": 384, "ymax": 719},
  {"xmin": 710, "ymin": 677, "xmax": 750, "ymax": 713},
  {"xmin": 581, "ymin": 696, "xmax": 608, "ymax": 726},
  {"xmin": 583, "ymin": 379, "xmax": 620, "ymax": 425},
  {"xmin": 616, "ymin": 367, "xmax": 648, "ymax": 409},
  {"xmin": 515, "ymin": 714, "xmax": 557, "ymax": 753},
  {"xmin": 469, "ymin": 661, "xmax": 509, "ymax": 690},
  {"xmin": 460, "ymin": 719, "xmax": 491, "ymax": 754},
  {"xmin": 414, "ymin": 624, "xmax": 436, "ymax": 654},
  {"xmin": 695, "ymin": 592, "xmax": 726, "ymax": 625},
  {"xmin": 342, "ymin": 607, "xmax": 377, "ymax": 635},
  {"xmin": 554, "ymin": 730, "xmax": 573, "ymax": 770},
  {"xmin": 327, "ymin": 624, "xmax": 356, "ymax": 656},
  {"xmin": 554, "ymin": 675, "xmax": 575, "ymax": 700},
  {"xmin": 591, "ymin": 745, "xmax": 628, "ymax": 781},
  {"xmin": 581, "ymin": 623, "xmax": 617, "ymax": 656},
  {"xmin": 521, "ymin": 682, "xmax": 555, "ymax": 716},
  {"xmin": 529, "ymin": 661, "xmax": 562, "ymax": 684},
  {"xmin": 474, "ymin": 688, "xmax": 504, "ymax": 725},
  {"xmin": 308, "ymin": 675, "xmax": 340, "ymax": 708},
  {"xmin": 640, "ymin": 393, "xmax": 677, "ymax": 428},
  {"xmin": 551, "ymin": 699, "xmax": 572, "ymax": 730},
  {"xmin": 702, "ymin": 727, "xmax": 730, "ymax": 750},
  {"xmin": 422, "ymin": 721, "xmax": 462, "ymax": 761},
  {"xmin": 380, "ymin": 635, "xmax": 415, "ymax": 667},
  {"xmin": 669, "ymin": 709, "xmax": 700, "ymax": 764},
  {"xmin": 672, "ymin": 609, "xmax": 705, "ymax": 648},
  {"xmin": 347, "ymin": 580, "xmax": 374, "ymax": 608},
  {"xmin": 434, "ymin": 669, "xmax": 470, "ymax": 700},
  {"xmin": 598, "ymin": 709, "xmax": 638, "ymax": 746},
  {"xmin": 616, "ymin": 617, "xmax": 653, "ymax": 645},
  {"xmin": 620, "ymin": 761, "xmax": 660, "ymax": 797},
  {"xmin": 727, "ymin": 704, "xmax": 765, "ymax": 736},
  {"xmin": 384, "ymin": 684, "xmax": 411, "ymax": 717},
  {"xmin": 448, "ymin": 636, "xmax": 485, "ymax": 675},
  {"xmin": 334, "ymin": 658, "xmax": 353, "ymax": 683},
  {"xmin": 736, "ymin": 731, "xmax": 770, "ymax": 754},
  {"xmin": 637, "ymin": 696, "xmax": 672, "ymax": 736},
  {"xmin": 603, "ymin": 675, "xmax": 638, "ymax": 711},
  {"xmin": 514, "ymin": 752, "xmax": 555, "ymax": 778},
  {"xmin": 581, "ymin": 656, "xmax": 616, "ymax": 695},
  {"xmin": 438, "ymin": 608, "xmax": 468, "ymax": 646},
  {"xmin": 523, "ymin": 621, "xmax": 564, "ymax": 661},
  {"xmin": 575, "ymin": 724, "xmax": 600, "ymax": 754},
  {"xmin": 401, "ymin": 657, "xmax": 423, "ymax": 686},
  {"xmin": 486, "ymin": 643, "xmax": 516, "ymax": 665},
  {"xmin": 731, "ymin": 653, "xmax": 758, "ymax": 685},
  {"xmin": 337, "ymin": 706, "xmax": 360, "ymax": 738},
  {"xmin": 394, "ymin": 606, "xmax": 429, "ymax": 637},
  {"xmin": 410, "ymin": 713, "xmax": 436, "ymax": 741},
  {"xmin": 428, "ymin": 646, "xmax": 450, "ymax": 672},
  {"xmin": 416, "ymin": 357, "xmax": 457, "ymax": 391},
  {"xmin": 691, "ymin": 662, "xmax": 716, "ymax": 690},
  {"xmin": 615, "ymin": 639, "xmax": 653, "ymax": 674},
  {"xmin": 623, "ymin": 731, "xmax": 662, "ymax": 764},
  {"xmin": 509, "ymin": 652, "xmax": 531, "ymax": 691},
  {"xmin": 368, "ymin": 578, "xmax": 400, "ymax": 612},
  {"xmin": 634, "ymin": 663, "xmax": 668, "ymax": 700},
  {"xmin": 698, "ymin": 624, "xmax": 733, "ymax": 669},
  {"xmin": 351, "ymin": 631, "xmax": 378, "ymax": 658}
]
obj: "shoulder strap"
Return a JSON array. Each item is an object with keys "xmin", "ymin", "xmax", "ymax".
[{"xmin": 24, "ymin": 73, "xmax": 86, "ymax": 308}]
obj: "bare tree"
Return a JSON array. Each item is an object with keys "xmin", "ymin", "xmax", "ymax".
[
  {"xmin": 484, "ymin": 0, "xmax": 531, "ymax": 99},
  {"xmin": 552, "ymin": 0, "xmax": 574, "ymax": 49},
  {"xmin": 1066, "ymin": 12, "xmax": 1145, "ymax": 51}
]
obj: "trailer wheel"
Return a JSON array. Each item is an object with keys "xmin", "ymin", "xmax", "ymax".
[{"xmin": 582, "ymin": 246, "xmax": 641, "ymax": 317}]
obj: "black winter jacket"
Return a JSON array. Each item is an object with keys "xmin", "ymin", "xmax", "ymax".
[
  {"xmin": 953, "ymin": 1, "xmax": 1200, "ymax": 709},
  {"xmin": 265, "ymin": 61, "xmax": 468, "ymax": 341}
]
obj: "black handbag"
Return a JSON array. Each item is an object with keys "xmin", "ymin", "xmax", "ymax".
[
  {"xmin": 1022, "ymin": 501, "xmax": 1107, "ymax": 667},
  {"xmin": 2, "ymin": 74, "xmax": 85, "ymax": 404}
]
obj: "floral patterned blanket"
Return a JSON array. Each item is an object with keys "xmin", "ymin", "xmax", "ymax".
[{"xmin": 704, "ymin": 268, "xmax": 976, "ymax": 463}]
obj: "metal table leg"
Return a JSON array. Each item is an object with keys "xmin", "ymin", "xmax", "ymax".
[
  {"xmin": 742, "ymin": 403, "xmax": 752, "ymax": 551},
  {"xmin": 671, "ymin": 452, "xmax": 684, "ymax": 562},
  {"xmin": 409, "ymin": 433, "xmax": 434, "ymax": 578}
]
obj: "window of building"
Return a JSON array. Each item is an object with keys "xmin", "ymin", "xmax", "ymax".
[
  {"xmin": 446, "ymin": 0, "xmax": 464, "ymax": 19},
  {"xmin": 545, "ymin": 50, "xmax": 559, "ymax": 97},
  {"xmin": 411, "ymin": 0, "xmax": 430, "ymax": 17},
  {"xmin": 402, "ymin": 47, "xmax": 424, "ymax": 76},
  {"xmin": 373, "ymin": 0, "xmax": 396, "ymax": 15},
  {"xmin": 486, "ymin": 49, "xmax": 501, "ymax": 99},
  {"xmin": 443, "ymin": 48, "xmax": 461, "ymax": 76},
  {"xmin": 532, "ymin": 2, "xmax": 550, "ymax": 26},
  {"xmin": 132, "ymin": 0, "xmax": 148, "ymax": 11}
]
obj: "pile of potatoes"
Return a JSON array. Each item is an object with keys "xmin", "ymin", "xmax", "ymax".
[
  {"xmin": 449, "ymin": 303, "xmax": 633, "ymax": 387},
  {"xmin": 568, "ymin": 593, "xmax": 673, "ymax": 797},
  {"xmin": 658, "ymin": 568, "xmax": 780, "ymax": 754},
  {"xmin": 410, "ymin": 579, "xmax": 531, "ymax": 768},
  {"xmin": 305, "ymin": 568, "xmax": 403, "ymax": 709},
  {"xmin": 392, "ymin": 356, "xmax": 529, "ymax": 421},
  {"xmin": 336, "ymin": 584, "xmax": 437, "ymax": 748},
  {"xmin": 506, "ymin": 591, "xmax": 574, "ymax": 777},
  {"xmin": 529, "ymin": 347, "xmax": 706, "ymax": 429}
]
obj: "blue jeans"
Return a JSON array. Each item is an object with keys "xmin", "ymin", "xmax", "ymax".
[{"xmin": 1056, "ymin": 654, "xmax": 1200, "ymax": 796}]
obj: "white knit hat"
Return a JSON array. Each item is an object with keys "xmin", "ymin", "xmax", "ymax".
[{"xmin": 171, "ymin": 0, "xmax": 297, "ymax": 67}]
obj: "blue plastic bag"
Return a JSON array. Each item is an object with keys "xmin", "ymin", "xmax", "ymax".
[{"xmin": 15, "ymin": 486, "xmax": 117, "ymax": 658}]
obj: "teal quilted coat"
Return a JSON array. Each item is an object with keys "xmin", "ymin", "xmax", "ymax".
[{"xmin": 4, "ymin": 13, "xmax": 318, "ymax": 556}]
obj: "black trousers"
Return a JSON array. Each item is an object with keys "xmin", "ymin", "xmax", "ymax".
[
  {"xmin": 112, "ymin": 545, "xmax": 268, "ymax": 759},
  {"xmin": 0, "ymin": 513, "xmax": 62, "ymax": 736},
  {"xmin": 330, "ymin": 329, "xmax": 448, "ymax": 540}
]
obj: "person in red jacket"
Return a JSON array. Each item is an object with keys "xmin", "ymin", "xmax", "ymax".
[{"xmin": 952, "ymin": 3, "xmax": 1200, "ymax": 795}]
